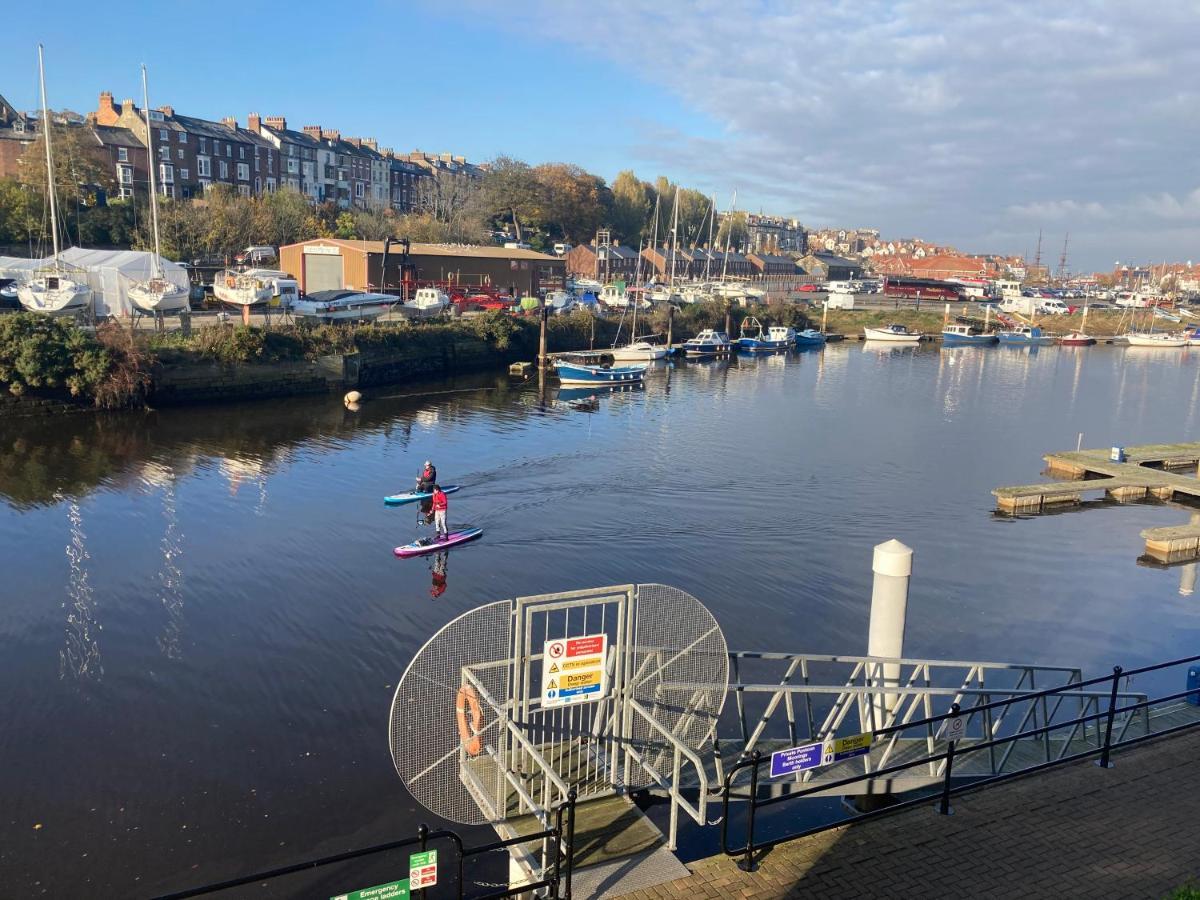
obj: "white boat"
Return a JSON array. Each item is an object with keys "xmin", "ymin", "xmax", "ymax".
[
  {"xmin": 1125, "ymin": 332, "xmax": 1187, "ymax": 348},
  {"xmin": 242, "ymin": 269, "xmax": 299, "ymax": 309},
  {"xmin": 406, "ymin": 287, "xmax": 450, "ymax": 313},
  {"xmin": 213, "ymin": 269, "xmax": 272, "ymax": 307},
  {"xmin": 18, "ymin": 46, "xmax": 92, "ymax": 318},
  {"xmin": 544, "ymin": 290, "xmax": 575, "ymax": 315},
  {"xmin": 610, "ymin": 341, "xmax": 668, "ymax": 361},
  {"xmin": 598, "ymin": 284, "xmax": 629, "ymax": 308},
  {"xmin": 572, "ymin": 278, "xmax": 603, "ymax": 294},
  {"xmin": 864, "ymin": 323, "xmax": 923, "ymax": 343},
  {"xmin": 682, "ymin": 328, "xmax": 732, "ymax": 356},
  {"xmin": 291, "ymin": 289, "xmax": 395, "ymax": 322}
]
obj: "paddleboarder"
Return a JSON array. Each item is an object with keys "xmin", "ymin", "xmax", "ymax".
[
  {"xmin": 431, "ymin": 484, "xmax": 449, "ymax": 541},
  {"xmin": 415, "ymin": 460, "xmax": 437, "ymax": 493}
]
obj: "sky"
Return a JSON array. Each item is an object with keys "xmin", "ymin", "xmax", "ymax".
[{"xmin": 8, "ymin": 0, "xmax": 1200, "ymax": 272}]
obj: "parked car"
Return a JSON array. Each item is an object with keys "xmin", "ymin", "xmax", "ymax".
[{"xmin": 1037, "ymin": 299, "xmax": 1073, "ymax": 315}]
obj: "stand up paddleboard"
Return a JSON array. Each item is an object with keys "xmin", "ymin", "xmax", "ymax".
[
  {"xmin": 384, "ymin": 484, "xmax": 461, "ymax": 505},
  {"xmin": 394, "ymin": 527, "xmax": 483, "ymax": 558}
]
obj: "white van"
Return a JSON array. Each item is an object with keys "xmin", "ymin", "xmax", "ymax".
[
  {"xmin": 1037, "ymin": 298, "xmax": 1071, "ymax": 315},
  {"xmin": 825, "ymin": 294, "xmax": 855, "ymax": 310},
  {"xmin": 1000, "ymin": 295, "xmax": 1036, "ymax": 316},
  {"xmin": 237, "ymin": 246, "xmax": 277, "ymax": 265}
]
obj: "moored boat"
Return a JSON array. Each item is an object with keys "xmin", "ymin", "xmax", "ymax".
[
  {"xmin": 997, "ymin": 325, "xmax": 1056, "ymax": 346},
  {"xmin": 793, "ymin": 328, "xmax": 826, "ymax": 347},
  {"xmin": 864, "ymin": 323, "xmax": 923, "ymax": 343},
  {"xmin": 682, "ymin": 328, "xmax": 732, "ymax": 356},
  {"xmin": 553, "ymin": 351, "xmax": 648, "ymax": 385},
  {"xmin": 610, "ymin": 341, "xmax": 668, "ymax": 362},
  {"xmin": 1059, "ymin": 331, "xmax": 1096, "ymax": 346},
  {"xmin": 941, "ymin": 323, "xmax": 998, "ymax": 346},
  {"xmin": 1124, "ymin": 332, "xmax": 1187, "ymax": 348},
  {"xmin": 291, "ymin": 288, "xmax": 395, "ymax": 322},
  {"xmin": 738, "ymin": 316, "xmax": 793, "ymax": 351}
]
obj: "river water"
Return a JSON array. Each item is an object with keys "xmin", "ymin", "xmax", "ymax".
[{"xmin": 3, "ymin": 342, "xmax": 1200, "ymax": 895}]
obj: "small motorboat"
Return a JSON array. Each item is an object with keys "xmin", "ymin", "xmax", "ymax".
[
  {"xmin": 682, "ymin": 329, "xmax": 732, "ymax": 356},
  {"xmin": 997, "ymin": 325, "xmax": 1056, "ymax": 346},
  {"xmin": 738, "ymin": 317, "xmax": 794, "ymax": 351},
  {"xmin": 553, "ymin": 351, "xmax": 648, "ymax": 385},
  {"xmin": 1059, "ymin": 331, "xmax": 1096, "ymax": 346},
  {"xmin": 291, "ymin": 289, "xmax": 396, "ymax": 322},
  {"xmin": 941, "ymin": 323, "xmax": 998, "ymax": 346},
  {"xmin": 793, "ymin": 328, "xmax": 827, "ymax": 347},
  {"xmin": 864, "ymin": 323, "xmax": 923, "ymax": 343}
]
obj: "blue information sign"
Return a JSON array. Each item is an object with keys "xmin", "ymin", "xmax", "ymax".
[{"xmin": 769, "ymin": 741, "xmax": 824, "ymax": 777}]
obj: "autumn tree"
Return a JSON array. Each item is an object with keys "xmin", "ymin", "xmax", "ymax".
[
  {"xmin": 18, "ymin": 123, "xmax": 115, "ymax": 208},
  {"xmin": 609, "ymin": 170, "xmax": 653, "ymax": 244},
  {"xmin": 254, "ymin": 188, "xmax": 318, "ymax": 248},
  {"xmin": 479, "ymin": 156, "xmax": 545, "ymax": 240},
  {"xmin": 716, "ymin": 211, "xmax": 749, "ymax": 251},
  {"xmin": 534, "ymin": 163, "xmax": 612, "ymax": 243}
]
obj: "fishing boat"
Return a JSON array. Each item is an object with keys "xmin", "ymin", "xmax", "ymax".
[
  {"xmin": 997, "ymin": 325, "xmax": 1056, "ymax": 346},
  {"xmin": 1059, "ymin": 331, "xmax": 1096, "ymax": 346},
  {"xmin": 290, "ymin": 288, "xmax": 395, "ymax": 322},
  {"xmin": 863, "ymin": 323, "xmax": 923, "ymax": 343},
  {"xmin": 212, "ymin": 269, "xmax": 271, "ymax": 307},
  {"xmin": 738, "ymin": 317, "xmax": 793, "ymax": 351},
  {"xmin": 553, "ymin": 351, "xmax": 648, "ymax": 385},
  {"xmin": 793, "ymin": 328, "xmax": 826, "ymax": 347},
  {"xmin": 17, "ymin": 46, "xmax": 92, "ymax": 318},
  {"xmin": 682, "ymin": 329, "xmax": 732, "ymax": 356},
  {"xmin": 127, "ymin": 65, "xmax": 189, "ymax": 315},
  {"xmin": 1125, "ymin": 332, "xmax": 1187, "ymax": 348},
  {"xmin": 941, "ymin": 323, "xmax": 998, "ymax": 346}
]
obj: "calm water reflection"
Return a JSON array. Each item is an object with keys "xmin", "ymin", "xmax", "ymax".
[{"xmin": 3, "ymin": 344, "xmax": 1200, "ymax": 893}]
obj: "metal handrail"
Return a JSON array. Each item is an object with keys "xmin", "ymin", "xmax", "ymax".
[
  {"xmin": 625, "ymin": 697, "xmax": 710, "ymax": 848},
  {"xmin": 719, "ymin": 653, "xmax": 1200, "ymax": 871}
]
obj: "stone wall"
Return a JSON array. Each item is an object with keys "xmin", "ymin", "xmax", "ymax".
[
  {"xmin": 0, "ymin": 392, "xmax": 94, "ymax": 418},
  {"xmin": 150, "ymin": 356, "xmax": 345, "ymax": 406}
]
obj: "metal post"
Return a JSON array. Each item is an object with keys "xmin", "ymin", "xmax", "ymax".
[
  {"xmin": 416, "ymin": 824, "xmax": 428, "ymax": 899},
  {"xmin": 738, "ymin": 751, "xmax": 761, "ymax": 872},
  {"xmin": 539, "ymin": 304, "xmax": 549, "ymax": 368},
  {"xmin": 666, "ymin": 304, "xmax": 674, "ymax": 351},
  {"xmin": 939, "ymin": 703, "xmax": 958, "ymax": 815},
  {"xmin": 1097, "ymin": 665, "xmax": 1123, "ymax": 769},
  {"xmin": 563, "ymin": 789, "xmax": 576, "ymax": 900}
]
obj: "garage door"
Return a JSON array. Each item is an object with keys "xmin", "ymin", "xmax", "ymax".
[{"xmin": 304, "ymin": 253, "xmax": 343, "ymax": 292}]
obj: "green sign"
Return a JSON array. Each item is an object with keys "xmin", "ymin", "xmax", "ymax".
[
  {"xmin": 330, "ymin": 878, "xmax": 409, "ymax": 900},
  {"xmin": 409, "ymin": 848, "xmax": 438, "ymax": 889}
]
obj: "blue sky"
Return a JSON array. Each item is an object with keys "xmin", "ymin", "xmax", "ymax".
[{"xmin": 9, "ymin": 1, "xmax": 1200, "ymax": 271}]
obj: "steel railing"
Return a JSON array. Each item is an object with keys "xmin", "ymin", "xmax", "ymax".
[
  {"xmin": 720, "ymin": 652, "xmax": 1200, "ymax": 872},
  {"xmin": 151, "ymin": 790, "xmax": 576, "ymax": 900}
]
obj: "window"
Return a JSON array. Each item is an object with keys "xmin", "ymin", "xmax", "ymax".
[
  {"xmin": 287, "ymin": 158, "xmax": 298, "ymax": 174},
  {"xmin": 267, "ymin": 177, "xmax": 276, "ymax": 192},
  {"xmin": 267, "ymin": 155, "xmax": 273, "ymax": 173},
  {"xmin": 196, "ymin": 156, "xmax": 211, "ymax": 177},
  {"xmin": 160, "ymin": 128, "xmax": 168, "ymax": 141},
  {"xmin": 219, "ymin": 160, "xmax": 228, "ymax": 179},
  {"xmin": 177, "ymin": 148, "xmax": 184, "ymax": 160},
  {"xmin": 115, "ymin": 146, "xmax": 127, "ymax": 162},
  {"xmin": 177, "ymin": 131, "xmax": 186, "ymax": 143},
  {"xmin": 118, "ymin": 165, "xmax": 132, "ymax": 185},
  {"xmin": 255, "ymin": 156, "xmax": 261, "ymax": 173},
  {"xmin": 237, "ymin": 184, "xmax": 250, "ymax": 197},
  {"xmin": 180, "ymin": 168, "xmax": 189, "ymax": 180},
  {"xmin": 159, "ymin": 146, "xmax": 170, "ymax": 161},
  {"xmin": 159, "ymin": 163, "xmax": 174, "ymax": 183},
  {"xmin": 199, "ymin": 137, "xmax": 207, "ymax": 153},
  {"xmin": 355, "ymin": 182, "xmax": 364, "ymax": 199},
  {"xmin": 255, "ymin": 176, "xmax": 261, "ymax": 194},
  {"xmin": 237, "ymin": 162, "xmax": 249, "ymax": 181},
  {"xmin": 226, "ymin": 143, "xmax": 232, "ymax": 157},
  {"xmin": 239, "ymin": 146, "xmax": 245, "ymax": 160}
]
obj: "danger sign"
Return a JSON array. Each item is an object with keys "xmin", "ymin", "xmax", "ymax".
[{"xmin": 542, "ymin": 633, "xmax": 608, "ymax": 709}]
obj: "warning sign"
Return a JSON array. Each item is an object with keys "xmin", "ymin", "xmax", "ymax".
[
  {"xmin": 542, "ymin": 633, "xmax": 608, "ymax": 709},
  {"xmin": 408, "ymin": 849, "xmax": 437, "ymax": 889}
]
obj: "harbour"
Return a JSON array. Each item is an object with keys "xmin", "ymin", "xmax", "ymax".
[{"xmin": 3, "ymin": 340, "xmax": 1200, "ymax": 895}]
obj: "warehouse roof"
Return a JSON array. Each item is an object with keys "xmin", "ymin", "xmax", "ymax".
[{"xmin": 282, "ymin": 238, "xmax": 560, "ymax": 262}]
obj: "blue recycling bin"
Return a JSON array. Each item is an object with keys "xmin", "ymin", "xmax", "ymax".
[
  {"xmin": 1111, "ymin": 446, "xmax": 1126, "ymax": 463},
  {"xmin": 1187, "ymin": 667, "xmax": 1200, "ymax": 707}
]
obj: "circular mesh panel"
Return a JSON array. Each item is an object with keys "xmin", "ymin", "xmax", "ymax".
[
  {"xmin": 389, "ymin": 600, "xmax": 512, "ymax": 824},
  {"xmin": 626, "ymin": 583, "xmax": 729, "ymax": 787}
]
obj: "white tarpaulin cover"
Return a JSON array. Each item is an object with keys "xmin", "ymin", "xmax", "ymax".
[
  {"xmin": 0, "ymin": 256, "xmax": 49, "ymax": 281},
  {"xmin": 58, "ymin": 248, "xmax": 190, "ymax": 317}
]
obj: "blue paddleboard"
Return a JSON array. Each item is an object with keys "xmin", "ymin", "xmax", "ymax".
[{"xmin": 384, "ymin": 484, "xmax": 461, "ymax": 505}]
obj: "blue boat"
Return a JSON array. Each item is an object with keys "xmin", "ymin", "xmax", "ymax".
[
  {"xmin": 682, "ymin": 329, "xmax": 732, "ymax": 356},
  {"xmin": 794, "ymin": 328, "xmax": 827, "ymax": 347},
  {"xmin": 737, "ymin": 317, "xmax": 794, "ymax": 351},
  {"xmin": 942, "ymin": 323, "xmax": 998, "ymax": 346},
  {"xmin": 553, "ymin": 352, "xmax": 648, "ymax": 386},
  {"xmin": 997, "ymin": 325, "xmax": 1056, "ymax": 346}
]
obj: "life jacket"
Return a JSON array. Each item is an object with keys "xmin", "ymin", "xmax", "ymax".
[
  {"xmin": 420, "ymin": 465, "xmax": 436, "ymax": 484},
  {"xmin": 432, "ymin": 490, "xmax": 448, "ymax": 512}
]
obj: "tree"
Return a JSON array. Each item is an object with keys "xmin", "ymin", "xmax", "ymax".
[
  {"xmin": 676, "ymin": 188, "xmax": 712, "ymax": 248},
  {"xmin": 18, "ymin": 123, "xmax": 115, "ymax": 208},
  {"xmin": 716, "ymin": 211, "xmax": 748, "ymax": 251},
  {"xmin": 609, "ymin": 170, "xmax": 653, "ymax": 244},
  {"xmin": 479, "ymin": 156, "xmax": 545, "ymax": 240},
  {"xmin": 0, "ymin": 178, "xmax": 37, "ymax": 245},
  {"xmin": 534, "ymin": 163, "xmax": 612, "ymax": 243},
  {"xmin": 255, "ymin": 188, "xmax": 318, "ymax": 248},
  {"xmin": 334, "ymin": 212, "xmax": 357, "ymax": 239},
  {"xmin": 77, "ymin": 201, "xmax": 137, "ymax": 247},
  {"xmin": 200, "ymin": 185, "xmax": 256, "ymax": 259}
]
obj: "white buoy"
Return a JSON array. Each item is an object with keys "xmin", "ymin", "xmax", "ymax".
[
  {"xmin": 344, "ymin": 390, "xmax": 362, "ymax": 404},
  {"xmin": 867, "ymin": 539, "xmax": 912, "ymax": 731},
  {"xmin": 344, "ymin": 401, "xmax": 361, "ymax": 413}
]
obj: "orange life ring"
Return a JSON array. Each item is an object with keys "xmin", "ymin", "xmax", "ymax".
[
  {"xmin": 225, "ymin": 276, "xmax": 237, "ymax": 288},
  {"xmin": 455, "ymin": 685, "xmax": 484, "ymax": 756}
]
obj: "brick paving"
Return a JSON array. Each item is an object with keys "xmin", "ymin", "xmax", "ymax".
[{"xmin": 617, "ymin": 730, "xmax": 1200, "ymax": 899}]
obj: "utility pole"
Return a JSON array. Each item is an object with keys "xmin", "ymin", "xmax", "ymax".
[{"xmin": 1057, "ymin": 233, "xmax": 1070, "ymax": 284}]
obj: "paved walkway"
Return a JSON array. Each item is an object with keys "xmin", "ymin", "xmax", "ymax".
[{"xmin": 619, "ymin": 730, "xmax": 1200, "ymax": 899}]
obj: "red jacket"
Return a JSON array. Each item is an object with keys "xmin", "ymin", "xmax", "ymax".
[{"xmin": 431, "ymin": 489, "xmax": 448, "ymax": 512}]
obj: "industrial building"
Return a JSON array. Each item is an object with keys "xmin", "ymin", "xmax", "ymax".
[{"xmin": 278, "ymin": 239, "xmax": 565, "ymax": 298}]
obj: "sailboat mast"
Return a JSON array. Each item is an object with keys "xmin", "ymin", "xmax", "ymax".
[
  {"xmin": 704, "ymin": 194, "xmax": 716, "ymax": 282},
  {"xmin": 142, "ymin": 65, "xmax": 163, "ymax": 274},
  {"xmin": 37, "ymin": 45, "xmax": 60, "ymax": 264},
  {"xmin": 720, "ymin": 190, "xmax": 737, "ymax": 283},
  {"xmin": 668, "ymin": 190, "xmax": 680, "ymax": 291}
]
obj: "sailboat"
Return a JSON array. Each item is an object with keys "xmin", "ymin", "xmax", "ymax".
[
  {"xmin": 611, "ymin": 197, "xmax": 667, "ymax": 361},
  {"xmin": 17, "ymin": 45, "xmax": 92, "ymax": 317},
  {"xmin": 128, "ymin": 65, "xmax": 189, "ymax": 315},
  {"xmin": 1123, "ymin": 302, "xmax": 1186, "ymax": 347}
]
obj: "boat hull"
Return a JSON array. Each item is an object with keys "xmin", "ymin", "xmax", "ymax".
[
  {"xmin": 1125, "ymin": 334, "xmax": 1186, "ymax": 347},
  {"xmin": 129, "ymin": 282, "xmax": 189, "ymax": 314},
  {"xmin": 1059, "ymin": 333, "xmax": 1096, "ymax": 346},
  {"xmin": 683, "ymin": 343, "xmax": 732, "ymax": 356},
  {"xmin": 738, "ymin": 338, "xmax": 791, "ymax": 351},
  {"xmin": 793, "ymin": 330, "xmax": 827, "ymax": 347},
  {"xmin": 941, "ymin": 333, "xmax": 998, "ymax": 346},
  {"xmin": 863, "ymin": 328, "xmax": 921, "ymax": 343},
  {"xmin": 18, "ymin": 278, "xmax": 91, "ymax": 316},
  {"xmin": 611, "ymin": 344, "xmax": 668, "ymax": 361},
  {"xmin": 997, "ymin": 334, "xmax": 1056, "ymax": 346},
  {"xmin": 554, "ymin": 361, "xmax": 647, "ymax": 385}
]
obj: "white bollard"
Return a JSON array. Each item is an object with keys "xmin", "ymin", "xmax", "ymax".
[{"xmin": 867, "ymin": 539, "xmax": 912, "ymax": 731}]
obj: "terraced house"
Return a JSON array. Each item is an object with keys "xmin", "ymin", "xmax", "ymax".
[
  {"xmin": 93, "ymin": 92, "xmax": 280, "ymax": 199},
  {"xmin": 248, "ymin": 114, "xmax": 321, "ymax": 200}
]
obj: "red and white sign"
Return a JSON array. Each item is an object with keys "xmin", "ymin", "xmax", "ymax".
[{"xmin": 542, "ymin": 633, "xmax": 608, "ymax": 709}]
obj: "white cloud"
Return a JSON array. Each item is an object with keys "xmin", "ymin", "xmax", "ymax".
[{"xmin": 466, "ymin": 0, "xmax": 1200, "ymax": 269}]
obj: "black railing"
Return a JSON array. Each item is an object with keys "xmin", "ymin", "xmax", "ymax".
[
  {"xmin": 153, "ymin": 790, "xmax": 576, "ymax": 900},
  {"xmin": 721, "ymin": 653, "xmax": 1200, "ymax": 872}
]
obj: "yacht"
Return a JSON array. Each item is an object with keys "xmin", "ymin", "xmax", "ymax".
[
  {"xmin": 213, "ymin": 270, "xmax": 272, "ymax": 307},
  {"xmin": 682, "ymin": 329, "xmax": 732, "ymax": 356}
]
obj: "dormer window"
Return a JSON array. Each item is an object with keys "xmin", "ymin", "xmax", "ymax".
[{"xmin": 13, "ymin": 119, "xmax": 24, "ymax": 134}]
